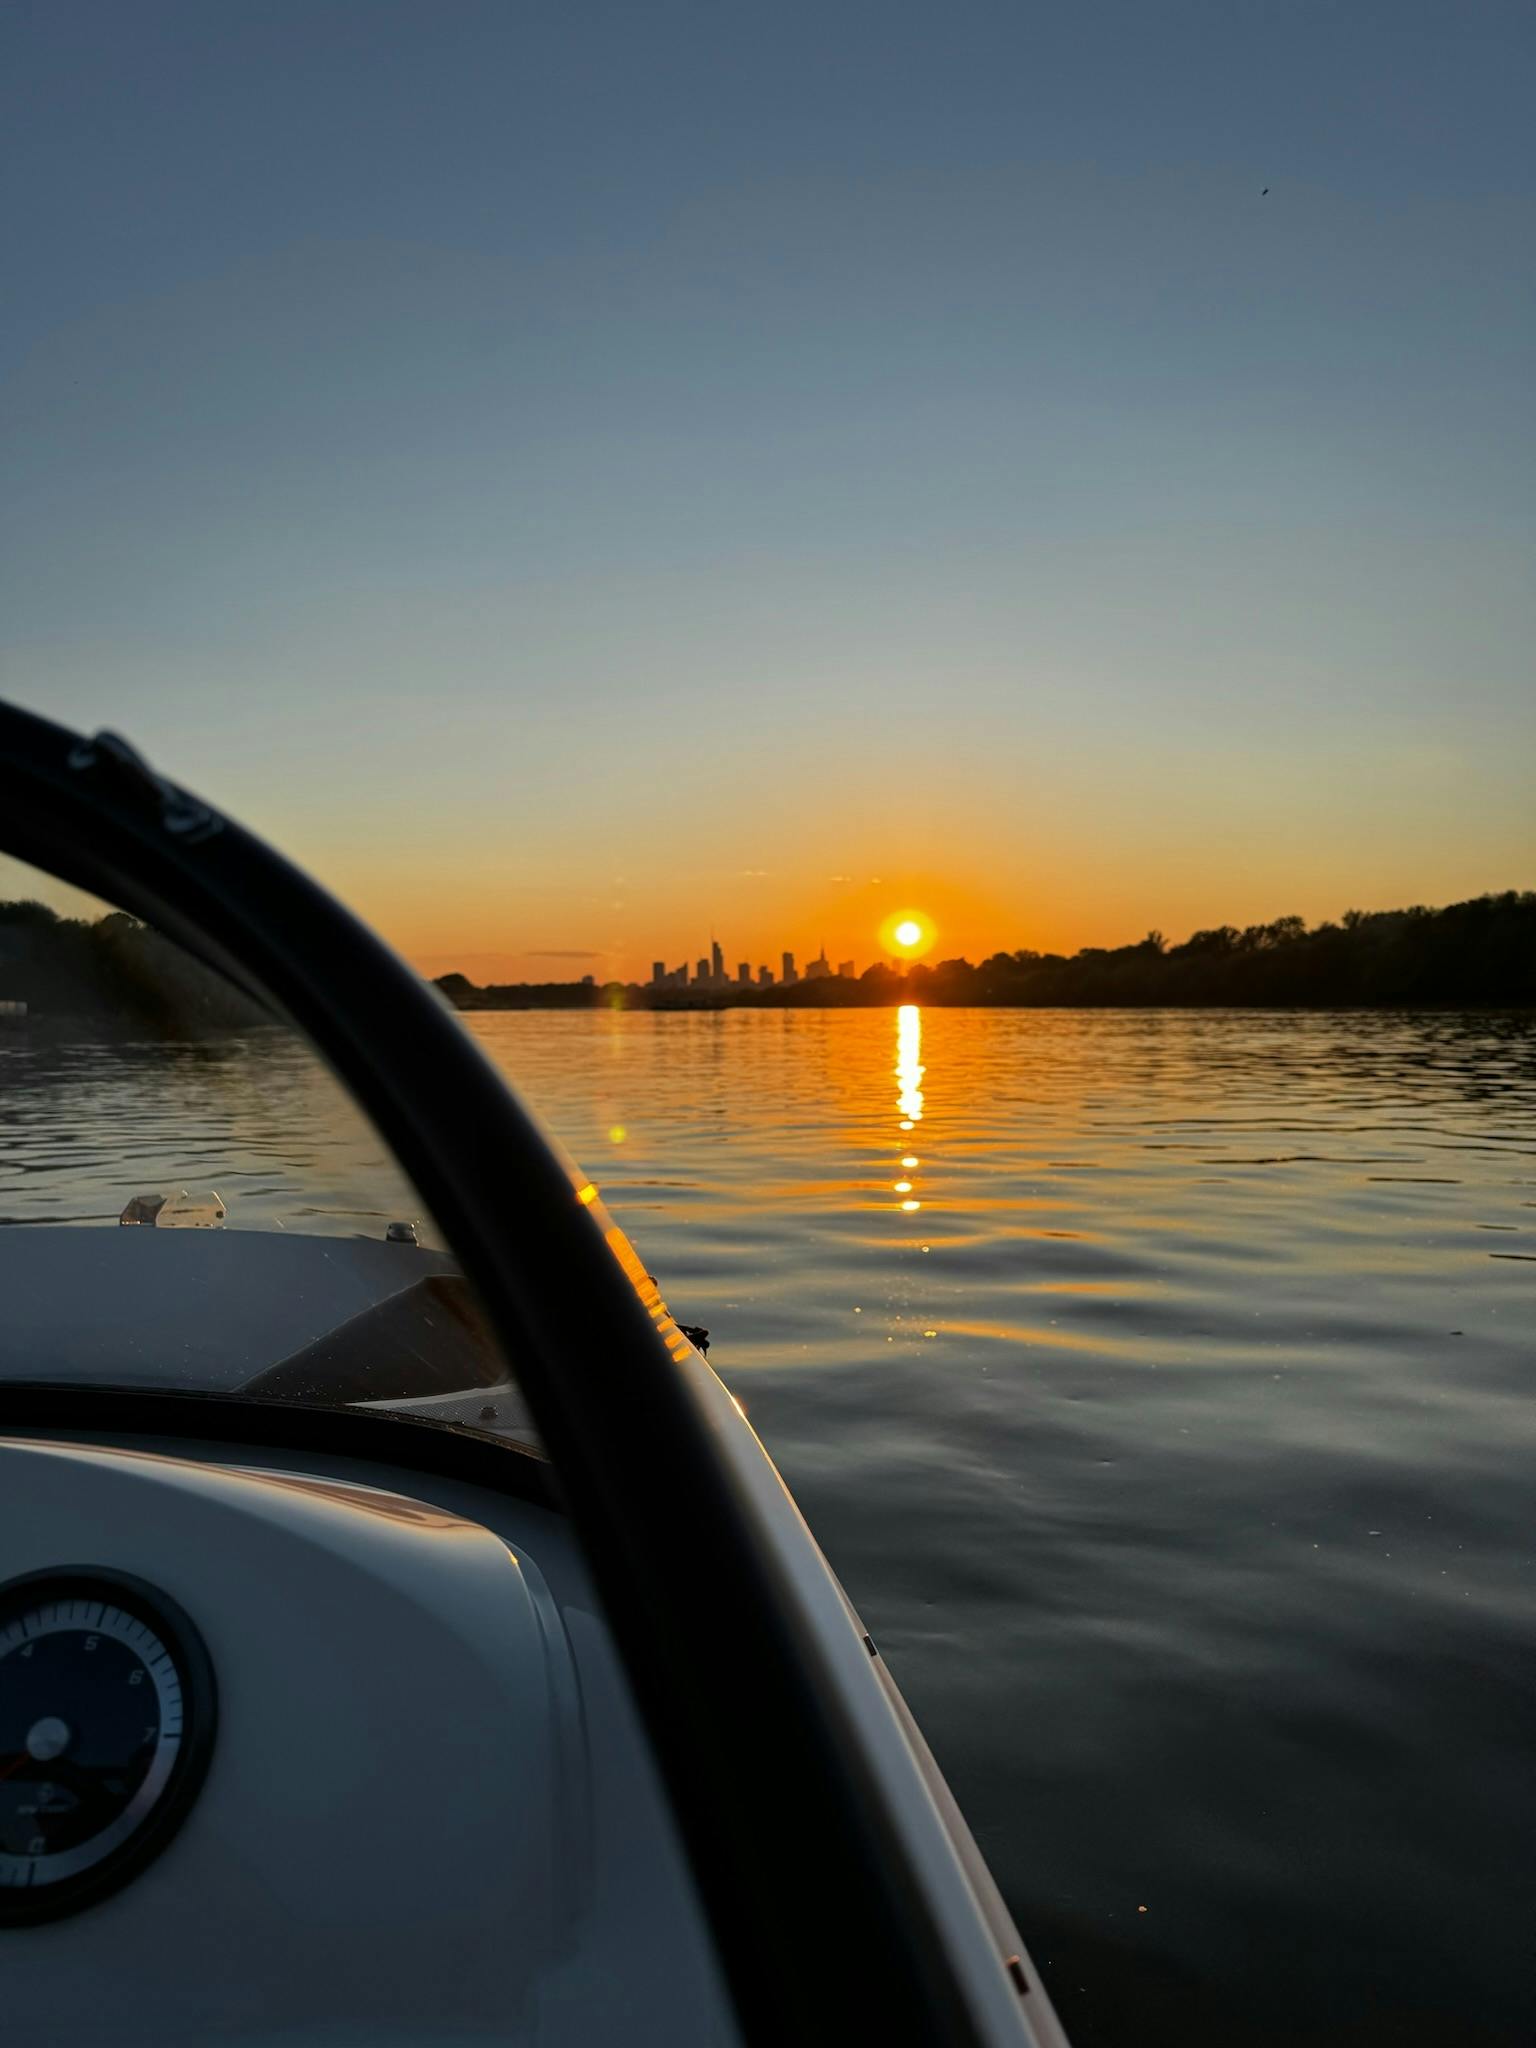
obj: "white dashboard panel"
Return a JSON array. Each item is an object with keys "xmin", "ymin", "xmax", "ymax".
[{"xmin": 0, "ymin": 1435, "xmax": 737, "ymax": 2045}]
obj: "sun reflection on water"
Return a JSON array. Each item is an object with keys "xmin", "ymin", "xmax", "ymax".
[
  {"xmin": 893, "ymin": 1005, "xmax": 928, "ymax": 1222},
  {"xmin": 896, "ymin": 1004, "xmax": 924, "ymax": 1126}
]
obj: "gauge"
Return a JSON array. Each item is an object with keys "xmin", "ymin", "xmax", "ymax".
[{"xmin": 0, "ymin": 1571, "xmax": 215, "ymax": 1921}]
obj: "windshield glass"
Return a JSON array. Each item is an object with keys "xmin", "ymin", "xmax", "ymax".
[{"xmin": 0, "ymin": 854, "xmax": 532, "ymax": 1442}]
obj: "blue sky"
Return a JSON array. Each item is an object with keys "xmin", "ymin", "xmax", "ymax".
[{"xmin": 3, "ymin": 0, "xmax": 1531, "ymax": 976}]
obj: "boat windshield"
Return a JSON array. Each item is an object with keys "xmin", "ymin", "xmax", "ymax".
[{"xmin": 0, "ymin": 854, "xmax": 532, "ymax": 1443}]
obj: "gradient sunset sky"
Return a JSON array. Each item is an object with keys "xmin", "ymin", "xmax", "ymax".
[{"xmin": 3, "ymin": 1, "xmax": 1531, "ymax": 982}]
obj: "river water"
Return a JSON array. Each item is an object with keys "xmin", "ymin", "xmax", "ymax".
[{"xmin": 3, "ymin": 1004, "xmax": 1534, "ymax": 2044}]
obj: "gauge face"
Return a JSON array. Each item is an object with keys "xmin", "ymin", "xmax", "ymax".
[{"xmin": 0, "ymin": 1573, "xmax": 214, "ymax": 1920}]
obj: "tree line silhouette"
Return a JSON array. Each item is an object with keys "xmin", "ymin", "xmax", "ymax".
[
  {"xmin": 0, "ymin": 899, "xmax": 269, "ymax": 1032},
  {"xmin": 438, "ymin": 893, "xmax": 1536, "ymax": 1011},
  {"xmin": 4, "ymin": 890, "xmax": 1530, "ymax": 1028}
]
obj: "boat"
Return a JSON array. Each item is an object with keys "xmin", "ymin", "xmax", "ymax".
[{"xmin": 0, "ymin": 701, "xmax": 1068, "ymax": 2046}]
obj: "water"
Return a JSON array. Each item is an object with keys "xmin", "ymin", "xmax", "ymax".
[{"xmin": 3, "ymin": 1005, "xmax": 1534, "ymax": 2044}]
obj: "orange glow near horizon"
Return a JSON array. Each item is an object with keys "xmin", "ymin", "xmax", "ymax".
[
  {"xmin": 44, "ymin": 701, "xmax": 1518, "ymax": 994},
  {"xmin": 356, "ymin": 826, "xmax": 1532, "ymax": 991},
  {"xmin": 391, "ymin": 878, "xmax": 987, "ymax": 986}
]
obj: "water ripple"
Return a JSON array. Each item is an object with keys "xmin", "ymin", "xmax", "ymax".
[{"xmin": 2, "ymin": 1005, "xmax": 1534, "ymax": 2046}]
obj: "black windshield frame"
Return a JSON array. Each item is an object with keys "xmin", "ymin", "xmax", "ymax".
[{"xmin": 0, "ymin": 703, "xmax": 1001, "ymax": 2047}]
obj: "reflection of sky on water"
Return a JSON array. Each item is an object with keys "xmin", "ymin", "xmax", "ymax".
[
  {"xmin": 471, "ymin": 1002, "xmax": 1536, "ymax": 2048},
  {"xmin": 0, "ymin": 1028, "xmax": 427, "ymax": 1239}
]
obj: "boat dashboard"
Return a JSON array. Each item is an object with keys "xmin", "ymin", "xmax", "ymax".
[
  {"xmin": 0, "ymin": 1224, "xmax": 1065, "ymax": 2048},
  {"xmin": 0, "ymin": 1425, "xmax": 738, "ymax": 2045}
]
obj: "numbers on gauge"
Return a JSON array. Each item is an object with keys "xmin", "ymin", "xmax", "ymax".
[{"xmin": 0, "ymin": 1598, "xmax": 177, "ymax": 1883}]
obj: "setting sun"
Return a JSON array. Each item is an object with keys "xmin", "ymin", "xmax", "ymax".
[{"xmin": 879, "ymin": 909, "xmax": 937, "ymax": 961}]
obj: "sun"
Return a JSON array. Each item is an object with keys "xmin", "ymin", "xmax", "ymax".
[{"xmin": 878, "ymin": 909, "xmax": 936, "ymax": 960}]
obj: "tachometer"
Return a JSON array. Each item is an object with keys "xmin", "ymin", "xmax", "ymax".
[{"xmin": 0, "ymin": 1571, "xmax": 215, "ymax": 1920}]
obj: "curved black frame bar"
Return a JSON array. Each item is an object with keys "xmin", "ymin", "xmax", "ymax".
[
  {"xmin": 0, "ymin": 704, "xmax": 996, "ymax": 2044},
  {"xmin": 0, "ymin": 1567, "xmax": 217, "ymax": 1925}
]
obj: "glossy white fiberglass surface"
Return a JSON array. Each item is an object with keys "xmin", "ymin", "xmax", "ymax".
[{"xmin": 0, "ymin": 1435, "xmax": 737, "ymax": 2046}]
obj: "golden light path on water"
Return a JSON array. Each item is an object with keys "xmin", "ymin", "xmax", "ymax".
[
  {"xmin": 895, "ymin": 1003, "xmax": 925, "ymax": 1213},
  {"xmin": 896, "ymin": 1003, "xmax": 924, "ymax": 1130}
]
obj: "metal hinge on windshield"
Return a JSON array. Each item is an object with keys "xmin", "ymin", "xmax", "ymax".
[{"xmin": 68, "ymin": 730, "xmax": 224, "ymax": 844}]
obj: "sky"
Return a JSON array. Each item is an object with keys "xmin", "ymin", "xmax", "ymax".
[{"xmin": 3, "ymin": 0, "xmax": 1532, "ymax": 982}]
